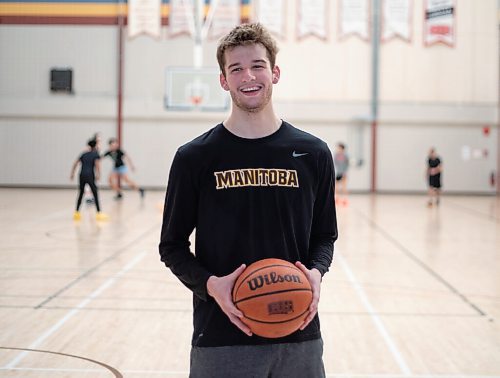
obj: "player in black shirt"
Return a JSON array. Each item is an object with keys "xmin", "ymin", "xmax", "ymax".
[
  {"xmin": 159, "ymin": 23, "xmax": 337, "ymax": 377},
  {"xmin": 70, "ymin": 139, "xmax": 108, "ymax": 221},
  {"xmin": 427, "ymin": 147, "xmax": 443, "ymax": 206},
  {"xmin": 103, "ymin": 138, "xmax": 145, "ymax": 200}
]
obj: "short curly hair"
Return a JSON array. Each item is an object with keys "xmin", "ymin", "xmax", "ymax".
[{"xmin": 216, "ymin": 23, "xmax": 279, "ymax": 77}]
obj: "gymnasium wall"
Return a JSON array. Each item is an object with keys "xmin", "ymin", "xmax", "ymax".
[{"xmin": 0, "ymin": 0, "xmax": 498, "ymax": 193}]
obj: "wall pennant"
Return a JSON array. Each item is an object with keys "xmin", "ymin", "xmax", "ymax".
[
  {"xmin": 129, "ymin": 0, "xmax": 162, "ymax": 39},
  {"xmin": 297, "ymin": 0, "xmax": 328, "ymax": 41},
  {"xmin": 381, "ymin": 0, "xmax": 412, "ymax": 43},
  {"xmin": 339, "ymin": 0, "xmax": 370, "ymax": 41},
  {"xmin": 169, "ymin": 0, "xmax": 195, "ymax": 37},
  {"xmin": 424, "ymin": 0, "xmax": 455, "ymax": 47},
  {"xmin": 254, "ymin": 0, "xmax": 287, "ymax": 40}
]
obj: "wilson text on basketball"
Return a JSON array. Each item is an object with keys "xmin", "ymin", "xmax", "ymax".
[{"xmin": 246, "ymin": 271, "xmax": 303, "ymax": 291}]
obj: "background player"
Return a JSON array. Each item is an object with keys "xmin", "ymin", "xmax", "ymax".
[
  {"xmin": 427, "ymin": 147, "xmax": 443, "ymax": 207},
  {"xmin": 84, "ymin": 132, "xmax": 102, "ymax": 204},
  {"xmin": 103, "ymin": 137, "xmax": 145, "ymax": 200},
  {"xmin": 334, "ymin": 142, "xmax": 349, "ymax": 206},
  {"xmin": 70, "ymin": 139, "xmax": 108, "ymax": 221}
]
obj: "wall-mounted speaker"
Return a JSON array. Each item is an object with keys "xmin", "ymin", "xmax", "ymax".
[{"xmin": 50, "ymin": 68, "xmax": 73, "ymax": 93}]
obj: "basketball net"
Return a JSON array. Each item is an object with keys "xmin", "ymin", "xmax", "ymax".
[
  {"xmin": 190, "ymin": 96, "xmax": 203, "ymax": 106},
  {"xmin": 187, "ymin": 77, "xmax": 206, "ymax": 107}
]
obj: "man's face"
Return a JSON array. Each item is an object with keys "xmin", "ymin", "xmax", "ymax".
[{"xmin": 219, "ymin": 43, "xmax": 280, "ymax": 113}]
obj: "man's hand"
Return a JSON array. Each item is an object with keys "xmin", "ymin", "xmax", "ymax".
[
  {"xmin": 295, "ymin": 261, "xmax": 322, "ymax": 330},
  {"xmin": 206, "ymin": 264, "xmax": 252, "ymax": 336}
]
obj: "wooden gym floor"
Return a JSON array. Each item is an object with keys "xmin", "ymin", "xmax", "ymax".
[{"xmin": 0, "ymin": 187, "xmax": 499, "ymax": 377}]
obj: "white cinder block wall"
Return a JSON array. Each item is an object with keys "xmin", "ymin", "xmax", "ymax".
[{"xmin": 0, "ymin": 0, "xmax": 498, "ymax": 193}]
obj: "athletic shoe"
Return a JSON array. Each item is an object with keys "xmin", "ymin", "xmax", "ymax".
[
  {"xmin": 96, "ymin": 212, "xmax": 109, "ymax": 221},
  {"xmin": 139, "ymin": 188, "xmax": 145, "ymax": 198},
  {"xmin": 114, "ymin": 193, "xmax": 123, "ymax": 200},
  {"xmin": 73, "ymin": 211, "xmax": 81, "ymax": 221}
]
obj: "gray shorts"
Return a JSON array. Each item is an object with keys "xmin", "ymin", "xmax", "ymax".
[{"xmin": 190, "ymin": 338, "xmax": 325, "ymax": 378}]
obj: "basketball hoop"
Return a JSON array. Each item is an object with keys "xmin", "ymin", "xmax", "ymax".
[
  {"xmin": 163, "ymin": 0, "xmax": 230, "ymax": 111},
  {"xmin": 165, "ymin": 67, "xmax": 229, "ymax": 111}
]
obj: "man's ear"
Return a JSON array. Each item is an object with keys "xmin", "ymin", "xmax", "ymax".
[
  {"xmin": 220, "ymin": 72, "xmax": 229, "ymax": 91},
  {"xmin": 272, "ymin": 65, "xmax": 280, "ymax": 84}
]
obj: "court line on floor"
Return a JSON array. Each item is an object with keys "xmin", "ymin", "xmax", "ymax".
[
  {"xmin": 34, "ymin": 224, "xmax": 157, "ymax": 309},
  {"xmin": 0, "ymin": 346, "xmax": 122, "ymax": 377},
  {"xmin": 3, "ymin": 251, "xmax": 147, "ymax": 370},
  {"xmin": 352, "ymin": 208, "xmax": 488, "ymax": 318},
  {"xmin": 445, "ymin": 199, "xmax": 500, "ymax": 223},
  {"xmin": 337, "ymin": 253, "xmax": 412, "ymax": 376}
]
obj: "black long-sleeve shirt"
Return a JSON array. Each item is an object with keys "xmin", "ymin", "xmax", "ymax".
[{"xmin": 159, "ymin": 121, "xmax": 337, "ymax": 347}]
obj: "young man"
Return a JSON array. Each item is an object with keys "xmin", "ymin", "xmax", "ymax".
[
  {"xmin": 103, "ymin": 138, "xmax": 145, "ymax": 200},
  {"xmin": 159, "ymin": 23, "xmax": 337, "ymax": 377},
  {"xmin": 70, "ymin": 139, "xmax": 108, "ymax": 221}
]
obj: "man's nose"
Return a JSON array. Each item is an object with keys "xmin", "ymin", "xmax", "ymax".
[{"xmin": 241, "ymin": 68, "xmax": 256, "ymax": 82}]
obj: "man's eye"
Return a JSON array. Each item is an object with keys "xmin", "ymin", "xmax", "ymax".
[{"xmin": 231, "ymin": 67, "xmax": 242, "ymax": 72}]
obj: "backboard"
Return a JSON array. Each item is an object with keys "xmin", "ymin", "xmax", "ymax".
[{"xmin": 164, "ymin": 66, "xmax": 230, "ymax": 111}]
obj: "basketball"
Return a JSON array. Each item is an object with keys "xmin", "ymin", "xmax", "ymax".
[{"xmin": 232, "ymin": 258, "xmax": 313, "ymax": 338}]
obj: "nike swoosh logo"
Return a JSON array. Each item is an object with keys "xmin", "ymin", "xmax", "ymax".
[{"xmin": 292, "ymin": 151, "xmax": 309, "ymax": 158}]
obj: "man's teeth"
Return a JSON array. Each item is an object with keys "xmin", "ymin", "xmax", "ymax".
[{"xmin": 241, "ymin": 86, "xmax": 260, "ymax": 92}]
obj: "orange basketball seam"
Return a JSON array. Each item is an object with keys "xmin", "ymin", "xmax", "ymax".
[
  {"xmin": 234, "ymin": 288, "xmax": 312, "ymax": 305},
  {"xmin": 242, "ymin": 308, "xmax": 310, "ymax": 325},
  {"xmin": 232, "ymin": 263, "xmax": 306, "ymax": 301}
]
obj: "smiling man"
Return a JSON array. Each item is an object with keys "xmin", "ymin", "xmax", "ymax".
[{"xmin": 159, "ymin": 23, "xmax": 338, "ymax": 378}]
